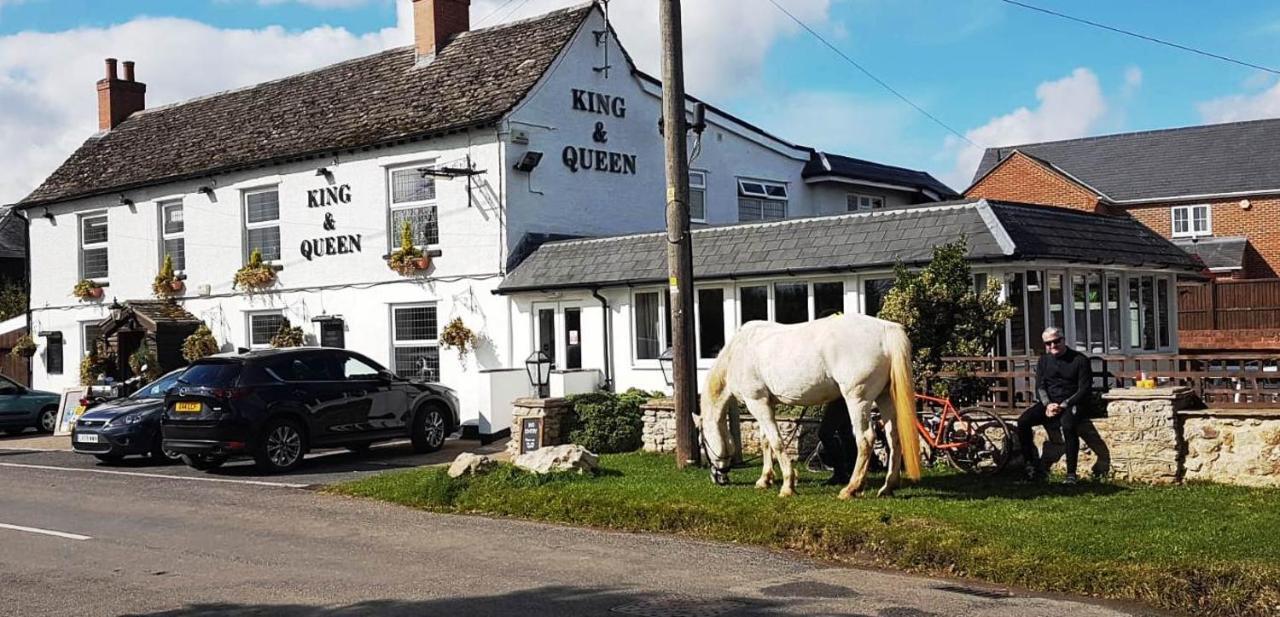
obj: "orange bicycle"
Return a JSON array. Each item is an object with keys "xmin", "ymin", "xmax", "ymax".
[{"xmin": 872, "ymin": 393, "xmax": 1013, "ymax": 475}]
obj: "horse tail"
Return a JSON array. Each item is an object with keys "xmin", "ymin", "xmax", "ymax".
[{"xmin": 886, "ymin": 325, "xmax": 922, "ymax": 481}]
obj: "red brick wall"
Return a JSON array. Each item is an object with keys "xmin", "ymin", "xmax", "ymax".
[
  {"xmin": 1180, "ymin": 329, "xmax": 1280, "ymax": 351},
  {"xmin": 965, "ymin": 152, "xmax": 1103, "ymax": 213},
  {"xmin": 1127, "ymin": 197, "xmax": 1280, "ymax": 279}
]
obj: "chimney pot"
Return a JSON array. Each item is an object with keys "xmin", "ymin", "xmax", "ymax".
[
  {"xmin": 104, "ymin": 58, "xmax": 118, "ymax": 80},
  {"xmin": 413, "ymin": 0, "xmax": 471, "ymax": 62},
  {"xmin": 97, "ymin": 59, "xmax": 146, "ymax": 131},
  {"xmin": 123, "ymin": 60, "xmax": 135, "ymax": 82}
]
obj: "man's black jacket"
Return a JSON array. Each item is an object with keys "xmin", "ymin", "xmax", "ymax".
[{"xmin": 1035, "ymin": 347, "xmax": 1091, "ymax": 408}]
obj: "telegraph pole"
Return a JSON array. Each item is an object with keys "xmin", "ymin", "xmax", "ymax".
[{"xmin": 659, "ymin": 0, "xmax": 699, "ymax": 468}]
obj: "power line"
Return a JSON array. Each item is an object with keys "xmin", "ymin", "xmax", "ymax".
[
  {"xmin": 765, "ymin": 0, "xmax": 978, "ymax": 148},
  {"xmin": 473, "ymin": 0, "xmax": 522, "ymax": 27},
  {"xmin": 998, "ymin": 0, "xmax": 1280, "ymax": 76}
]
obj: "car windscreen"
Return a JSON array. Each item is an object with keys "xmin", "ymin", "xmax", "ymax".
[
  {"xmin": 176, "ymin": 362, "xmax": 241, "ymax": 387},
  {"xmin": 132, "ymin": 370, "xmax": 184, "ymax": 399}
]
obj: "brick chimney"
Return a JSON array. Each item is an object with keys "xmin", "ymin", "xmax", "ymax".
[
  {"xmin": 413, "ymin": 0, "xmax": 470, "ymax": 62},
  {"xmin": 97, "ymin": 58, "xmax": 146, "ymax": 131}
]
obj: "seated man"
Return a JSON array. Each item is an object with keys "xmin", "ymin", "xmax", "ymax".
[
  {"xmin": 1039, "ymin": 413, "xmax": 1111, "ymax": 479},
  {"xmin": 1017, "ymin": 327, "xmax": 1093, "ymax": 484}
]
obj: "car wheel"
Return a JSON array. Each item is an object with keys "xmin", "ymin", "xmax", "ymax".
[
  {"xmin": 254, "ymin": 418, "xmax": 306, "ymax": 473},
  {"xmin": 37, "ymin": 407, "xmax": 58, "ymax": 434},
  {"xmin": 151, "ymin": 436, "xmax": 183, "ymax": 464},
  {"xmin": 181, "ymin": 453, "xmax": 227, "ymax": 471},
  {"xmin": 410, "ymin": 405, "xmax": 448, "ymax": 454},
  {"xmin": 94, "ymin": 454, "xmax": 125, "ymax": 464}
]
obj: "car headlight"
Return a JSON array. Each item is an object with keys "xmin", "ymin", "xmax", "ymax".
[{"xmin": 111, "ymin": 414, "xmax": 143, "ymax": 426}]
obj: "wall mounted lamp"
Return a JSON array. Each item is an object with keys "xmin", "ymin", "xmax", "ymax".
[
  {"xmin": 40, "ymin": 207, "xmax": 55, "ymax": 222},
  {"xmin": 197, "ymin": 186, "xmax": 215, "ymax": 197},
  {"xmin": 315, "ymin": 167, "xmax": 334, "ymax": 183},
  {"xmin": 513, "ymin": 151, "xmax": 543, "ymax": 173}
]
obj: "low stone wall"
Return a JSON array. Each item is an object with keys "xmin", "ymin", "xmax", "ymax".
[
  {"xmin": 507, "ymin": 397, "xmax": 573, "ymax": 457},
  {"xmin": 641, "ymin": 398, "xmax": 821, "ymax": 459},
  {"xmin": 1096, "ymin": 387, "xmax": 1190, "ymax": 484},
  {"xmin": 1183, "ymin": 411, "xmax": 1280, "ymax": 488}
]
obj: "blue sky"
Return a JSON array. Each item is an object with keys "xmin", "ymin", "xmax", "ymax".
[{"xmin": 3, "ymin": 0, "xmax": 1280, "ymax": 201}]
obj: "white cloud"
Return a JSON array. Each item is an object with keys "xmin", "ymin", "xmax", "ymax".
[
  {"xmin": 1122, "ymin": 66, "xmax": 1142, "ymax": 95},
  {"xmin": 942, "ymin": 68, "xmax": 1108, "ymax": 190},
  {"xmin": 1, "ymin": 0, "xmax": 828, "ymax": 204},
  {"xmin": 1197, "ymin": 80, "xmax": 1280, "ymax": 124}
]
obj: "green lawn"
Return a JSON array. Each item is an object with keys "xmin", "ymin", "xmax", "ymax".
[{"xmin": 327, "ymin": 453, "xmax": 1280, "ymax": 617}]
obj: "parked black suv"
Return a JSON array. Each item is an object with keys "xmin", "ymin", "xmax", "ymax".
[{"xmin": 161, "ymin": 348, "xmax": 458, "ymax": 473}]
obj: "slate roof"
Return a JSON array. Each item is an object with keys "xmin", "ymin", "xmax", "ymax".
[
  {"xmin": 1172, "ymin": 236, "xmax": 1247, "ymax": 271},
  {"xmin": 0, "ymin": 207, "xmax": 25, "ymax": 260},
  {"xmin": 970, "ymin": 118, "xmax": 1280, "ymax": 202},
  {"xmin": 497, "ymin": 199, "xmax": 1199, "ymax": 292},
  {"xmin": 803, "ymin": 151, "xmax": 959, "ymax": 199},
  {"xmin": 19, "ymin": 4, "xmax": 594, "ymax": 207}
]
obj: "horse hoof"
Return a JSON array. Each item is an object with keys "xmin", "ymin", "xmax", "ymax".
[
  {"xmin": 778, "ymin": 488, "xmax": 795, "ymax": 498},
  {"xmin": 837, "ymin": 487, "xmax": 855, "ymax": 500},
  {"xmin": 877, "ymin": 488, "xmax": 895, "ymax": 498},
  {"xmin": 755, "ymin": 478, "xmax": 772, "ymax": 490}
]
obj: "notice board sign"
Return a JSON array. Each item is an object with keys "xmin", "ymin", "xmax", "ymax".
[{"xmin": 521, "ymin": 417, "xmax": 543, "ymax": 454}]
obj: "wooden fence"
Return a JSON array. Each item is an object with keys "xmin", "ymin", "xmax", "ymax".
[
  {"xmin": 0, "ymin": 327, "xmax": 29, "ymax": 386},
  {"xmin": 1178, "ymin": 279, "xmax": 1280, "ymax": 330},
  {"xmin": 939, "ymin": 354, "xmax": 1280, "ymax": 411}
]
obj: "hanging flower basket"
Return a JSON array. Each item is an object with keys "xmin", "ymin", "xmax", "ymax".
[
  {"xmin": 9, "ymin": 334, "xmax": 36, "ymax": 359},
  {"xmin": 73, "ymin": 279, "xmax": 103, "ymax": 301},
  {"xmin": 182, "ymin": 324, "xmax": 219, "ymax": 362},
  {"xmin": 233, "ymin": 249, "xmax": 277, "ymax": 292},
  {"xmin": 440, "ymin": 317, "xmax": 479, "ymax": 362}
]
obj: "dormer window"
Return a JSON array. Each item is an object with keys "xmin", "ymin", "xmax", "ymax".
[{"xmin": 737, "ymin": 179, "xmax": 787, "ymax": 222}]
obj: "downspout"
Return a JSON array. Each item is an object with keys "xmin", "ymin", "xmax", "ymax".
[
  {"xmin": 15, "ymin": 208, "xmax": 31, "ymax": 386},
  {"xmin": 591, "ymin": 288, "xmax": 613, "ymax": 392}
]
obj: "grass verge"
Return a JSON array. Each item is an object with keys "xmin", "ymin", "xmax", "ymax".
[{"xmin": 327, "ymin": 452, "xmax": 1280, "ymax": 616}]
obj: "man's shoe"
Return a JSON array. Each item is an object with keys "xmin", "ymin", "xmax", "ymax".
[
  {"xmin": 1091, "ymin": 468, "xmax": 1109, "ymax": 481},
  {"xmin": 1063, "ymin": 473, "xmax": 1079, "ymax": 485}
]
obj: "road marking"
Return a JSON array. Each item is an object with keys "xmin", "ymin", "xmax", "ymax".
[
  {"xmin": 0, "ymin": 522, "xmax": 91, "ymax": 541},
  {"xmin": 0, "ymin": 462, "xmax": 309, "ymax": 489},
  {"xmin": 0, "ymin": 446, "xmax": 65, "ymax": 452}
]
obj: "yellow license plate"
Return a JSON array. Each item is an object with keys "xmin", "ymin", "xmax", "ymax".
[{"xmin": 175, "ymin": 401, "xmax": 202, "ymax": 413}]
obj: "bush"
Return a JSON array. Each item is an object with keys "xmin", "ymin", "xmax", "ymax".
[
  {"xmin": 566, "ymin": 388, "xmax": 661, "ymax": 454},
  {"xmin": 0, "ymin": 279, "xmax": 26, "ymax": 322},
  {"xmin": 182, "ymin": 324, "xmax": 219, "ymax": 362}
]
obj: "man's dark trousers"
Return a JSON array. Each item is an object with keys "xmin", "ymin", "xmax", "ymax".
[
  {"xmin": 819, "ymin": 399, "xmax": 856, "ymax": 482},
  {"xmin": 1017, "ymin": 402, "xmax": 1083, "ymax": 475}
]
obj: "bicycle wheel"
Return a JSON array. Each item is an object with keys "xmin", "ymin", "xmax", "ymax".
[
  {"xmin": 871, "ymin": 412, "xmax": 934, "ymax": 471},
  {"xmin": 942, "ymin": 409, "xmax": 1012, "ymax": 475}
]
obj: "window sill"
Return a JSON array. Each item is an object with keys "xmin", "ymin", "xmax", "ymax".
[{"xmin": 380, "ymin": 248, "xmax": 443, "ymax": 260}]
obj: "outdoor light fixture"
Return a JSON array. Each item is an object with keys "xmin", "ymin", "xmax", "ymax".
[
  {"xmin": 40, "ymin": 207, "xmax": 54, "ymax": 222},
  {"xmin": 513, "ymin": 151, "xmax": 543, "ymax": 173},
  {"xmin": 315, "ymin": 167, "xmax": 334, "ymax": 182},
  {"xmin": 197, "ymin": 186, "xmax": 214, "ymax": 197},
  {"xmin": 525, "ymin": 350, "xmax": 552, "ymax": 397},
  {"xmin": 658, "ymin": 346, "xmax": 675, "ymax": 387},
  {"xmin": 118, "ymin": 196, "xmax": 134, "ymax": 208}
]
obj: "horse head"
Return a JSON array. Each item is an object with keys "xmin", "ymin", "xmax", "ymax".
[{"xmin": 699, "ymin": 388, "xmax": 733, "ymax": 485}]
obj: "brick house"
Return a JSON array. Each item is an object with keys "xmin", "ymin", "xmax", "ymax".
[{"xmin": 964, "ymin": 119, "xmax": 1280, "ymax": 280}]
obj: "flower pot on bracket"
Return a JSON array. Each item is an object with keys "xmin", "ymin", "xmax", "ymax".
[
  {"xmin": 88, "ymin": 286, "xmax": 104, "ymax": 299},
  {"xmin": 169, "ymin": 279, "xmax": 185, "ymax": 293}
]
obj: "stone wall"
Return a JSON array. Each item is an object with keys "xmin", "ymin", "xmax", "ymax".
[
  {"xmin": 641, "ymin": 398, "xmax": 821, "ymax": 460},
  {"xmin": 507, "ymin": 397, "xmax": 574, "ymax": 457},
  {"xmin": 1183, "ymin": 412, "xmax": 1280, "ymax": 488},
  {"xmin": 1096, "ymin": 388, "xmax": 1189, "ymax": 484},
  {"xmin": 641, "ymin": 399, "xmax": 678, "ymax": 453}
]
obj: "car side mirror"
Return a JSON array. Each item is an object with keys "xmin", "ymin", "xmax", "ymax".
[{"xmin": 376, "ymin": 370, "xmax": 395, "ymax": 383}]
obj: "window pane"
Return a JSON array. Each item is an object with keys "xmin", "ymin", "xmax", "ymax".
[
  {"xmin": 391, "ymin": 169, "xmax": 436, "ymax": 204},
  {"xmin": 342, "ymin": 355, "xmax": 383, "ymax": 380},
  {"xmin": 1072, "ymin": 274, "xmax": 1087, "ymax": 349},
  {"xmin": 82, "ymin": 324, "xmax": 102, "ymax": 355},
  {"xmin": 697, "ymin": 289, "xmax": 725, "ymax": 359},
  {"xmin": 393, "ymin": 306, "xmax": 437, "ymax": 342},
  {"xmin": 765, "ymin": 184, "xmax": 787, "ymax": 199},
  {"xmin": 740, "ymin": 286, "xmax": 768, "ymax": 323},
  {"xmin": 1007, "ymin": 272, "xmax": 1026, "ymax": 355},
  {"xmin": 774, "ymin": 283, "xmax": 808, "ymax": 324},
  {"xmin": 246, "ymin": 226, "xmax": 281, "ymax": 261},
  {"xmin": 863, "ymin": 278, "xmax": 895, "ymax": 317},
  {"xmin": 634, "ymin": 292, "xmax": 660, "ymax": 360},
  {"xmin": 82, "ymin": 247, "xmax": 109, "ymax": 279},
  {"xmin": 163, "ymin": 204, "xmax": 184, "ymax": 234},
  {"xmin": 689, "ymin": 188, "xmax": 705, "ymax": 221},
  {"xmin": 390, "ymin": 206, "xmax": 439, "ymax": 246},
  {"xmin": 537, "ymin": 308, "xmax": 556, "ymax": 365},
  {"xmin": 1128, "ymin": 278, "xmax": 1141, "ymax": 349},
  {"xmin": 47, "ymin": 337, "xmax": 63, "ymax": 374},
  {"xmin": 1193, "ymin": 206, "xmax": 1209, "ymax": 233},
  {"xmin": 394, "ymin": 346, "xmax": 439, "ymax": 382},
  {"xmin": 1141, "ymin": 276, "xmax": 1156, "ymax": 350},
  {"xmin": 564, "ymin": 308, "xmax": 582, "ymax": 370},
  {"xmin": 1027, "ymin": 271, "xmax": 1045, "ymax": 344},
  {"xmin": 1157, "ymin": 278, "xmax": 1171, "ymax": 348},
  {"xmin": 250, "ymin": 314, "xmax": 285, "ymax": 347},
  {"xmin": 1087, "ymin": 272, "xmax": 1104, "ymax": 353},
  {"xmin": 164, "ymin": 238, "xmax": 185, "ymax": 271},
  {"xmin": 82, "ymin": 216, "xmax": 108, "ymax": 244},
  {"xmin": 1048, "ymin": 273, "xmax": 1064, "ymax": 328},
  {"xmin": 689, "ymin": 171, "xmax": 706, "ymax": 188},
  {"xmin": 1106, "ymin": 275, "xmax": 1121, "ymax": 352},
  {"xmin": 245, "ymin": 191, "xmax": 279, "ymax": 224},
  {"xmin": 814, "ymin": 282, "xmax": 843, "ymax": 318},
  {"xmin": 762, "ymin": 200, "xmax": 787, "ymax": 220},
  {"xmin": 739, "ymin": 181, "xmax": 765, "ymax": 196},
  {"xmin": 738, "ymin": 198, "xmax": 762, "ymax": 222}
]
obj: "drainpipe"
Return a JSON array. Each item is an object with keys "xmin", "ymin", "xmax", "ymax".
[
  {"xmin": 591, "ymin": 288, "xmax": 613, "ymax": 391},
  {"xmin": 14, "ymin": 208, "xmax": 32, "ymax": 387}
]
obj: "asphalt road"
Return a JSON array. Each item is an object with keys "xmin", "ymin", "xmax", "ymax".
[{"xmin": 0, "ymin": 444, "xmax": 1170, "ymax": 617}]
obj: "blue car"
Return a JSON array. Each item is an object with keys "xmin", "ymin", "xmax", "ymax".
[
  {"xmin": 0, "ymin": 374, "xmax": 61, "ymax": 435},
  {"xmin": 72, "ymin": 369, "xmax": 186, "ymax": 464}
]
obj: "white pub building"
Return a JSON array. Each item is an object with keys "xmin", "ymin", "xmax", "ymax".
[{"xmin": 15, "ymin": 0, "xmax": 1194, "ymax": 440}]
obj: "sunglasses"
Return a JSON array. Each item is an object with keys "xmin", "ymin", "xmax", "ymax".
[{"xmin": 1044, "ymin": 338, "xmax": 1064, "ymax": 347}]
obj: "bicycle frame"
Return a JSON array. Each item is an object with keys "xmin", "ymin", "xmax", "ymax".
[{"xmin": 912, "ymin": 393, "xmax": 972, "ymax": 452}]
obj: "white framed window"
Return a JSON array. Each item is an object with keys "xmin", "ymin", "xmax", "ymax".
[
  {"xmin": 390, "ymin": 304, "xmax": 440, "ymax": 381},
  {"xmin": 689, "ymin": 170, "xmax": 707, "ymax": 223},
  {"xmin": 737, "ymin": 179, "xmax": 788, "ymax": 222},
  {"xmin": 81, "ymin": 321, "xmax": 102, "ymax": 357},
  {"xmin": 243, "ymin": 188, "xmax": 281, "ymax": 262},
  {"xmin": 79, "ymin": 212, "xmax": 109, "ymax": 280},
  {"xmin": 159, "ymin": 199, "xmax": 185, "ymax": 271},
  {"xmin": 632, "ymin": 290, "xmax": 669, "ymax": 361},
  {"xmin": 247, "ymin": 311, "xmax": 285, "ymax": 349},
  {"xmin": 847, "ymin": 193, "xmax": 885, "ymax": 212},
  {"xmin": 388, "ymin": 165, "xmax": 439, "ymax": 249},
  {"xmin": 1171, "ymin": 204, "xmax": 1210, "ymax": 237}
]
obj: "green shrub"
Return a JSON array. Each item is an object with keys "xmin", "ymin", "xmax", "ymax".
[{"xmin": 566, "ymin": 388, "xmax": 661, "ymax": 454}]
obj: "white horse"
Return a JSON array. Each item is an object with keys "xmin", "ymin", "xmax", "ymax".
[{"xmin": 699, "ymin": 314, "xmax": 922, "ymax": 498}]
